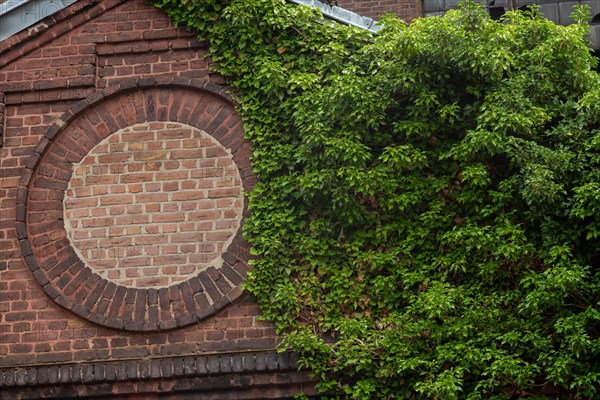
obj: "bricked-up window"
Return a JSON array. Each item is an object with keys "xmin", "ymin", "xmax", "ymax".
[
  {"xmin": 17, "ymin": 79, "xmax": 256, "ymax": 331},
  {"xmin": 63, "ymin": 122, "xmax": 244, "ymax": 289}
]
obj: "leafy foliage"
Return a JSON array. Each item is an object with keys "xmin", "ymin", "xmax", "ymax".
[{"xmin": 149, "ymin": 0, "xmax": 600, "ymax": 397}]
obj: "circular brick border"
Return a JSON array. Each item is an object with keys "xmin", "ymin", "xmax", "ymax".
[{"xmin": 16, "ymin": 77, "xmax": 256, "ymax": 331}]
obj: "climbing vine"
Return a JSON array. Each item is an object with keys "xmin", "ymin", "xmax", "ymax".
[{"xmin": 149, "ymin": 0, "xmax": 600, "ymax": 398}]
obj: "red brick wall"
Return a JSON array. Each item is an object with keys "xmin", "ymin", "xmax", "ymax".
[
  {"xmin": 0, "ymin": 0, "xmax": 316, "ymax": 397},
  {"xmin": 338, "ymin": 0, "xmax": 422, "ymax": 22},
  {"xmin": 63, "ymin": 121, "xmax": 244, "ymax": 289}
]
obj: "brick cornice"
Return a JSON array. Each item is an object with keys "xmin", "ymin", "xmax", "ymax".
[
  {"xmin": 0, "ymin": 351, "xmax": 296, "ymax": 387},
  {"xmin": 17, "ymin": 77, "xmax": 256, "ymax": 332},
  {"xmin": 0, "ymin": 351, "xmax": 318, "ymax": 399}
]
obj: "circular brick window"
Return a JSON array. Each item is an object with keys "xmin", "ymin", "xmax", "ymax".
[
  {"xmin": 17, "ymin": 80, "xmax": 255, "ymax": 331},
  {"xmin": 63, "ymin": 122, "xmax": 244, "ymax": 288}
]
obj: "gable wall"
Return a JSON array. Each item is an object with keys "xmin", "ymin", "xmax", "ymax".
[
  {"xmin": 0, "ymin": 1, "xmax": 316, "ymax": 398},
  {"xmin": 0, "ymin": 0, "xmax": 416, "ymax": 396}
]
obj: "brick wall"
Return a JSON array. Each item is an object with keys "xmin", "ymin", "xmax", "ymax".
[
  {"xmin": 337, "ymin": 0, "xmax": 422, "ymax": 22},
  {"xmin": 63, "ymin": 121, "xmax": 244, "ymax": 289},
  {"xmin": 0, "ymin": 92, "xmax": 4, "ymax": 148},
  {"xmin": 0, "ymin": 0, "xmax": 317, "ymax": 398}
]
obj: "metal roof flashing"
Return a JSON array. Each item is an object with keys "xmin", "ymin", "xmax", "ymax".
[
  {"xmin": 288, "ymin": 0, "xmax": 383, "ymax": 32},
  {"xmin": 0, "ymin": 0, "xmax": 79, "ymax": 42}
]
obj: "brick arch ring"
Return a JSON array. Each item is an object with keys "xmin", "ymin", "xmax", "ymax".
[{"xmin": 16, "ymin": 77, "xmax": 256, "ymax": 331}]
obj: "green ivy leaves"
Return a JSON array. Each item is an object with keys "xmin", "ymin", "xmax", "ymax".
[{"xmin": 149, "ymin": 0, "xmax": 600, "ymax": 397}]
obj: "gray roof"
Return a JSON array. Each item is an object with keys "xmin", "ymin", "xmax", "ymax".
[{"xmin": 0, "ymin": 0, "xmax": 78, "ymax": 41}]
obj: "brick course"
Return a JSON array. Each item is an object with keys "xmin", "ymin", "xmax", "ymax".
[{"xmin": 0, "ymin": 351, "xmax": 319, "ymax": 399}]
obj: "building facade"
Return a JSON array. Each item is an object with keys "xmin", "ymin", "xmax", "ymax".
[
  {"xmin": 0, "ymin": 0, "xmax": 420, "ymax": 398},
  {"xmin": 3, "ymin": 0, "xmax": 594, "ymax": 397}
]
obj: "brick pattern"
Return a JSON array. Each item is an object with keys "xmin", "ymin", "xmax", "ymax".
[
  {"xmin": 0, "ymin": 294, "xmax": 278, "ymax": 367},
  {"xmin": 0, "ymin": 351, "xmax": 318, "ymax": 400},
  {"xmin": 0, "ymin": 0, "xmax": 270, "ymax": 376},
  {"xmin": 96, "ymin": 38, "xmax": 211, "ymax": 89},
  {"xmin": 17, "ymin": 78, "xmax": 255, "ymax": 332},
  {"xmin": 0, "ymin": 0, "xmax": 221, "ymax": 108},
  {"xmin": 0, "ymin": 91, "xmax": 4, "ymax": 148},
  {"xmin": 337, "ymin": 0, "xmax": 421, "ymax": 22},
  {"xmin": 64, "ymin": 122, "xmax": 243, "ymax": 288},
  {"xmin": 0, "ymin": 351, "xmax": 300, "ymax": 387}
]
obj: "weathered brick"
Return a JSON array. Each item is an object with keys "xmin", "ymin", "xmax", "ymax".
[
  {"xmin": 0, "ymin": 0, "xmax": 289, "ymax": 383},
  {"xmin": 83, "ymin": 279, "xmax": 107, "ymax": 309},
  {"xmin": 59, "ymin": 365, "xmax": 71, "ymax": 384},
  {"xmin": 199, "ymin": 271, "xmax": 221, "ymax": 303},
  {"xmin": 219, "ymin": 356, "xmax": 233, "ymax": 374},
  {"xmin": 116, "ymin": 363, "xmax": 127, "ymax": 381},
  {"xmin": 219, "ymin": 261, "xmax": 243, "ymax": 285},
  {"xmin": 48, "ymin": 365, "xmax": 59, "ymax": 384},
  {"xmin": 104, "ymin": 364, "xmax": 117, "ymax": 382},
  {"xmin": 3, "ymin": 369, "xmax": 15, "ymax": 387},
  {"xmin": 134, "ymin": 289, "xmax": 147, "ymax": 322},
  {"xmin": 25, "ymin": 368, "xmax": 37, "ymax": 385},
  {"xmin": 195, "ymin": 356, "xmax": 208, "ymax": 375},
  {"xmin": 108, "ymin": 285, "xmax": 126, "ymax": 318},
  {"xmin": 182, "ymin": 357, "xmax": 196, "ymax": 375},
  {"xmin": 126, "ymin": 361, "xmax": 138, "ymax": 380},
  {"xmin": 37, "ymin": 367, "xmax": 48, "ymax": 385},
  {"xmin": 207, "ymin": 356, "xmax": 220, "ymax": 374},
  {"xmin": 266, "ymin": 352, "xmax": 279, "ymax": 371},
  {"xmin": 161, "ymin": 359, "xmax": 173, "ymax": 378},
  {"xmin": 92, "ymin": 364, "xmax": 104, "ymax": 382},
  {"xmin": 255, "ymin": 354, "xmax": 267, "ymax": 372},
  {"xmin": 243, "ymin": 354, "xmax": 256, "ymax": 372}
]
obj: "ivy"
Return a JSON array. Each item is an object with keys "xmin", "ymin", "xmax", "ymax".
[{"xmin": 149, "ymin": 0, "xmax": 600, "ymax": 398}]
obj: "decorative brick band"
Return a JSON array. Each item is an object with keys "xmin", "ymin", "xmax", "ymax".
[
  {"xmin": 0, "ymin": 351, "xmax": 299, "ymax": 388},
  {"xmin": 0, "ymin": 351, "xmax": 318, "ymax": 399},
  {"xmin": 17, "ymin": 77, "xmax": 257, "ymax": 332}
]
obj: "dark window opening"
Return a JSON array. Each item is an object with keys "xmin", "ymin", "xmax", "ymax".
[{"xmin": 489, "ymin": 6, "xmax": 505, "ymax": 20}]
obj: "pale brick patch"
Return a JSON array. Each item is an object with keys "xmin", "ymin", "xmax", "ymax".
[{"xmin": 63, "ymin": 122, "xmax": 243, "ymax": 288}]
